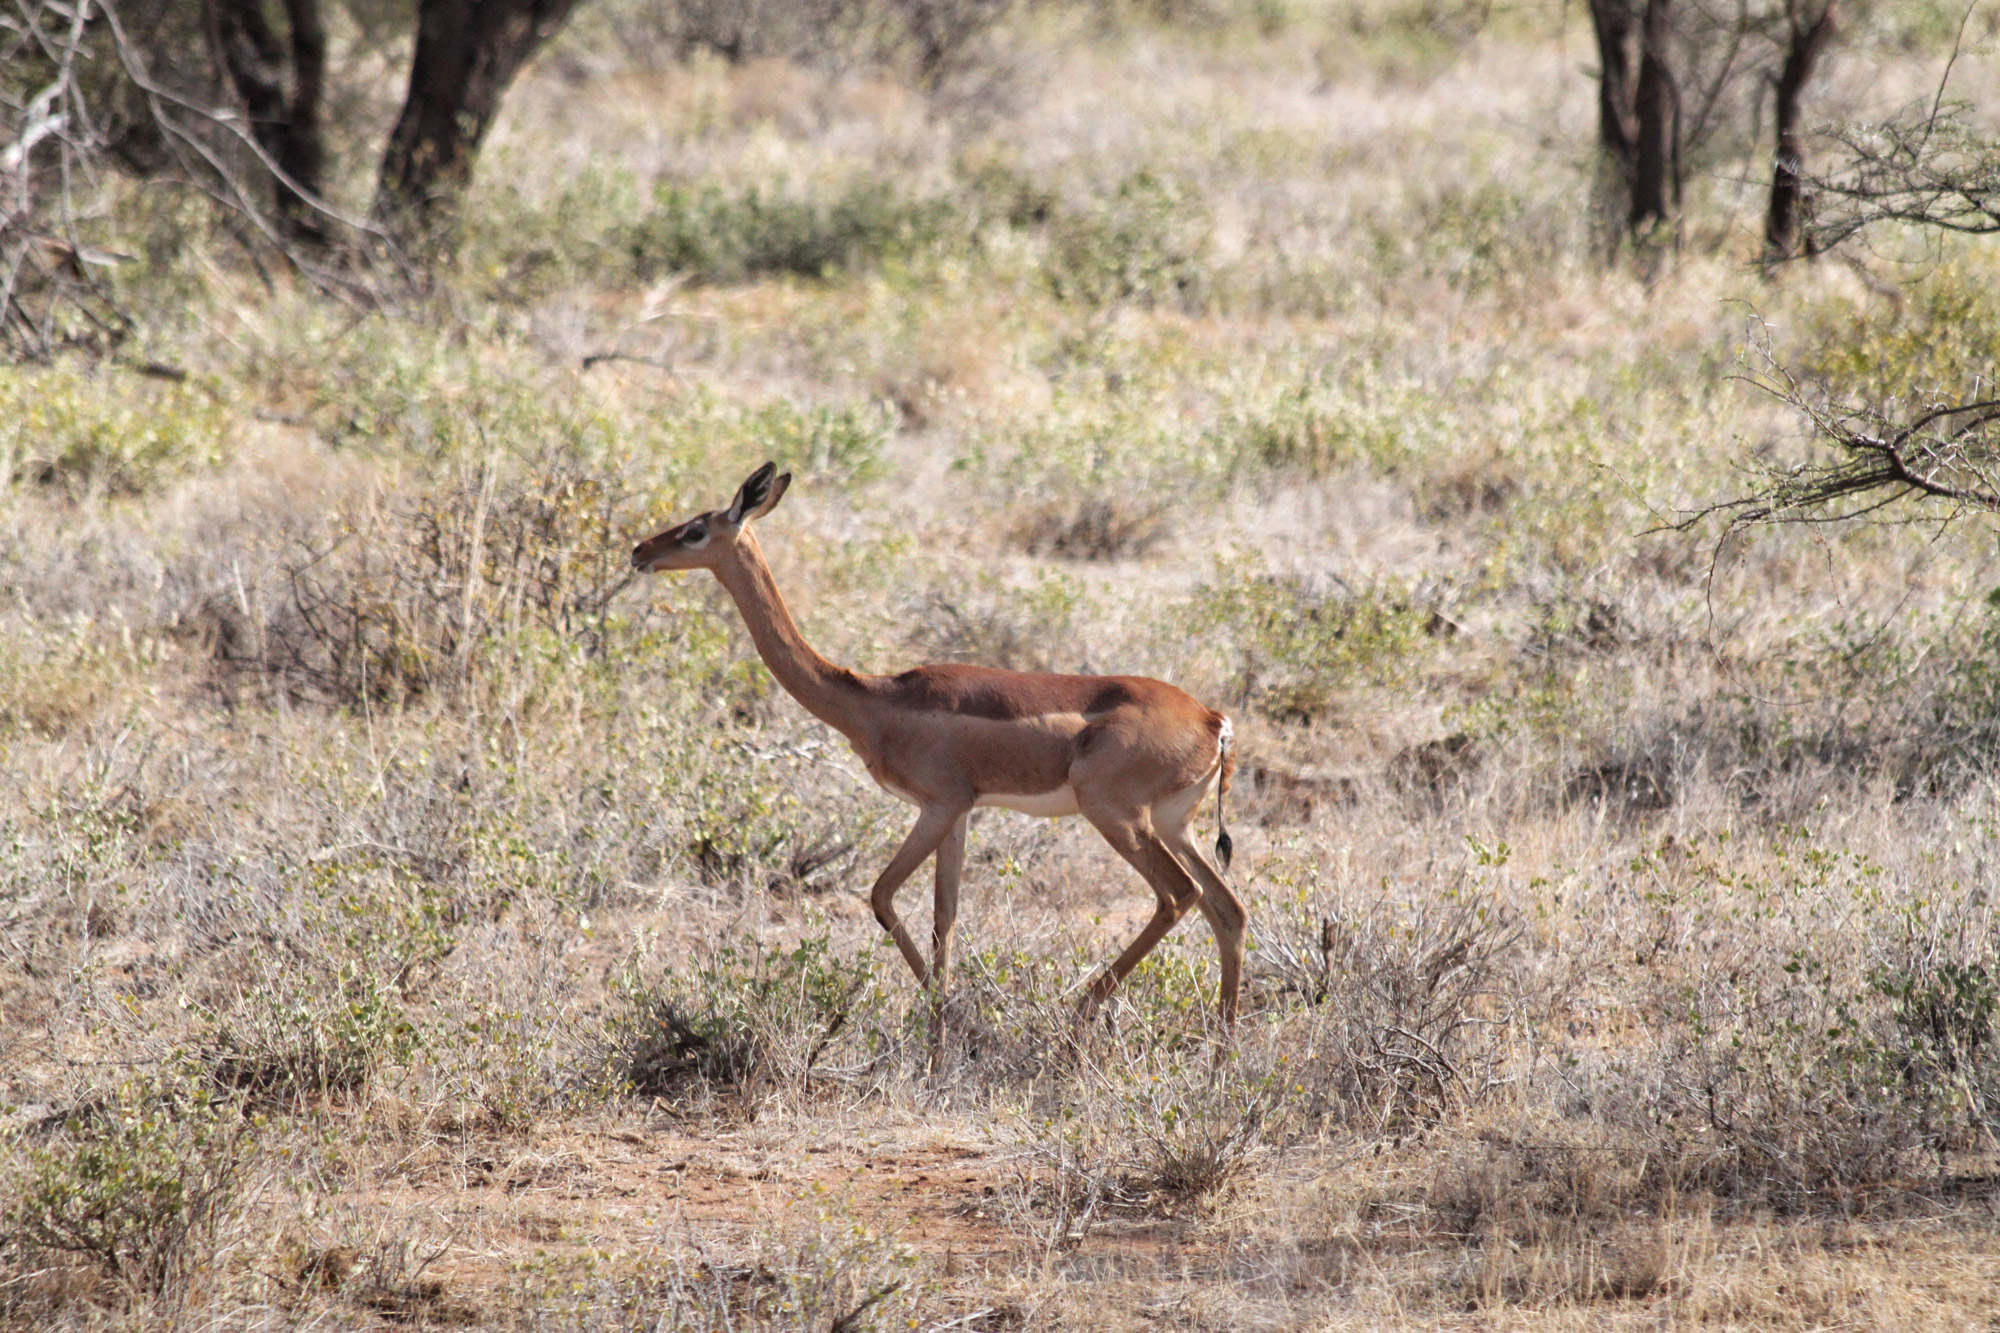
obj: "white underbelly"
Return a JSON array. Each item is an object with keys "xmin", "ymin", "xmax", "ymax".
[
  {"xmin": 975, "ymin": 784, "xmax": 1081, "ymax": 818},
  {"xmin": 874, "ymin": 777, "xmax": 923, "ymax": 806},
  {"xmin": 864, "ymin": 770, "xmax": 1081, "ymax": 818}
]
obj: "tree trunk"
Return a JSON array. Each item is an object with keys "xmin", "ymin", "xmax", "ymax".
[
  {"xmin": 1765, "ymin": 0, "xmax": 1837, "ymax": 261},
  {"xmin": 1629, "ymin": 0, "xmax": 1680, "ymax": 230},
  {"xmin": 1588, "ymin": 0, "xmax": 1681, "ymax": 241},
  {"xmin": 210, "ymin": 0, "xmax": 328, "ymax": 246},
  {"xmin": 1587, "ymin": 0, "xmax": 1638, "ymax": 177},
  {"xmin": 372, "ymin": 0, "xmax": 582, "ymax": 239}
]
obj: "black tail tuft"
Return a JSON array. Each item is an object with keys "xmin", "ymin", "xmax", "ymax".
[{"xmin": 1213, "ymin": 716, "xmax": 1235, "ymax": 871}]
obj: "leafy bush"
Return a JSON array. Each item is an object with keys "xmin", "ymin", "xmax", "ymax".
[
  {"xmin": 1580, "ymin": 835, "xmax": 2000, "ymax": 1206},
  {"xmin": 1184, "ymin": 562, "xmax": 1432, "ymax": 723},
  {"xmin": 604, "ymin": 928, "xmax": 893, "ymax": 1105},
  {"xmin": 1911, "ymin": 588, "xmax": 2000, "ymax": 786},
  {"xmin": 1216, "ymin": 380, "xmax": 1419, "ymax": 478},
  {"xmin": 677, "ymin": 739, "xmax": 879, "ymax": 892},
  {"xmin": 1797, "ymin": 261, "xmax": 2000, "ymax": 404},
  {"xmin": 1105, "ymin": 1044, "xmax": 1292, "ymax": 1211},
  {"xmin": 200, "ymin": 968, "xmax": 417, "ymax": 1106},
  {"xmin": 1314, "ymin": 0, "xmax": 1490, "ymax": 83},
  {"xmin": 4, "ymin": 1079, "xmax": 263, "ymax": 1302},
  {"xmin": 1044, "ymin": 171, "xmax": 1209, "ymax": 309},
  {"xmin": 249, "ymin": 442, "xmax": 666, "ymax": 706},
  {"xmin": 0, "ymin": 624, "xmax": 149, "ymax": 740},
  {"xmin": 1368, "ymin": 180, "xmax": 1575, "ymax": 292},
  {"xmin": 191, "ymin": 857, "xmax": 452, "ymax": 1105},
  {"xmin": 622, "ymin": 180, "xmax": 969, "ymax": 284},
  {"xmin": 1654, "ymin": 921, "xmax": 2000, "ymax": 1200},
  {"xmin": 739, "ymin": 398, "xmax": 893, "ymax": 488},
  {"xmin": 0, "ymin": 363, "xmax": 227, "ymax": 495}
]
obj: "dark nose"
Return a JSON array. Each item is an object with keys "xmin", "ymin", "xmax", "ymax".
[{"xmin": 629, "ymin": 542, "xmax": 650, "ymax": 571}]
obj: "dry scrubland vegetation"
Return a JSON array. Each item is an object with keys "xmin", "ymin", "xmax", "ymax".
[{"xmin": 8, "ymin": 0, "xmax": 2000, "ymax": 1327}]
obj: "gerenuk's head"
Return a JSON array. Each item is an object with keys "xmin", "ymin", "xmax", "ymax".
[{"xmin": 630, "ymin": 462, "xmax": 791, "ymax": 573}]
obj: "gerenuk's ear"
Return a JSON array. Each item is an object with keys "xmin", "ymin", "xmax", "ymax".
[
  {"xmin": 752, "ymin": 470, "xmax": 791, "ymax": 520},
  {"xmin": 726, "ymin": 462, "xmax": 789, "ymax": 524},
  {"xmin": 725, "ymin": 462, "xmax": 776, "ymax": 524}
]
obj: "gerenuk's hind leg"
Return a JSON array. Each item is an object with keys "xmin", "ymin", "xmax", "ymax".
[
  {"xmin": 1164, "ymin": 825, "xmax": 1246, "ymax": 1024},
  {"xmin": 1075, "ymin": 804, "xmax": 1206, "ymax": 1022}
]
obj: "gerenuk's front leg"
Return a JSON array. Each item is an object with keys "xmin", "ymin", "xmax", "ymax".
[
  {"xmin": 928, "ymin": 811, "xmax": 970, "ymax": 1052},
  {"xmin": 867, "ymin": 804, "xmax": 967, "ymax": 985}
]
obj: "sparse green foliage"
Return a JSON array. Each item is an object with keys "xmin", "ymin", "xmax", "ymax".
[
  {"xmin": 623, "ymin": 181, "xmax": 970, "ymax": 284},
  {"xmin": 1798, "ymin": 264, "xmax": 2000, "ymax": 403},
  {"xmin": 0, "ymin": 364, "xmax": 227, "ymax": 495},
  {"xmin": 201, "ymin": 968, "xmax": 417, "ymax": 1105},
  {"xmin": 1186, "ymin": 562, "xmax": 1431, "ymax": 723},
  {"xmin": 256, "ymin": 441, "xmax": 666, "ymax": 705},
  {"xmin": 4, "ymin": 1079, "xmax": 262, "ymax": 1301},
  {"xmin": 605, "ymin": 928, "xmax": 893, "ymax": 1103},
  {"xmin": 1044, "ymin": 171, "xmax": 1209, "ymax": 309},
  {"xmin": 1218, "ymin": 379, "xmax": 1419, "ymax": 477}
]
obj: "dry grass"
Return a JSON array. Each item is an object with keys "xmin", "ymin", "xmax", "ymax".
[{"xmin": 5, "ymin": 1, "xmax": 2000, "ymax": 1328}]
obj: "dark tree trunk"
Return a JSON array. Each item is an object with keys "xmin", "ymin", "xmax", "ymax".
[
  {"xmin": 1629, "ymin": 0, "xmax": 1680, "ymax": 229},
  {"xmin": 210, "ymin": 0, "xmax": 328, "ymax": 246},
  {"xmin": 1765, "ymin": 0, "xmax": 1837, "ymax": 261},
  {"xmin": 1587, "ymin": 0, "xmax": 1638, "ymax": 177},
  {"xmin": 372, "ymin": 0, "xmax": 582, "ymax": 238},
  {"xmin": 1587, "ymin": 0, "xmax": 1681, "ymax": 241}
]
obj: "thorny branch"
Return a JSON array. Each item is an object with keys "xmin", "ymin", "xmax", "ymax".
[
  {"xmin": 1803, "ymin": 104, "xmax": 2000, "ymax": 250},
  {"xmin": 1, "ymin": 0, "xmax": 130, "ymax": 358},
  {"xmin": 1670, "ymin": 326, "xmax": 2000, "ymax": 535},
  {"xmin": 1, "ymin": 0, "xmax": 408, "ymax": 361}
]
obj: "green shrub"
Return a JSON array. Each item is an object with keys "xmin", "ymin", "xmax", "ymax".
[
  {"xmin": 200, "ymin": 967, "xmax": 416, "ymax": 1106},
  {"xmin": 1609, "ymin": 835, "xmax": 2000, "ymax": 1204},
  {"xmin": 4, "ymin": 1079, "xmax": 262, "ymax": 1300},
  {"xmin": 738, "ymin": 398, "xmax": 892, "ymax": 488},
  {"xmin": 1104, "ymin": 1042, "xmax": 1292, "ymax": 1212},
  {"xmin": 457, "ymin": 166, "xmax": 645, "ymax": 302},
  {"xmin": 1368, "ymin": 180, "xmax": 1573, "ymax": 292},
  {"xmin": 1217, "ymin": 380, "xmax": 1421, "ymax": 477},
  {"xmin": 259, "ymin": 441, "xmax": 670, "ymax": 706},
  {"xmin": 0, "ymin": 363, "xmax": 226, "ymax": 495},
  {"xmin": 605, "ymin": 927, "xmax": 893, "ymax": 1104},
  {"xmin": 622, "ymin": 180, "xmax": 968, "ymax": 284},
  {"xmin": 1914, "ymin": 588, "xmax": 2000, "ymax": 784},
  {"xmin": 1797, "ymin": 261, "xmax": 2000, "ymax": 404},
  {"xmin": 1044, "ymin": 170, "xmax": 1209, "ymax": 309},
  {"xmin": 1184, "ymin": 561, "xmax": 1432, "ymax": 723},
  {"xmin": 1315, "ymin": 0, "xmax": 1490, "ymax": 82},
  {"xmin": 0, "ymin": 624, "xmax": 150, "ymax": 739}
]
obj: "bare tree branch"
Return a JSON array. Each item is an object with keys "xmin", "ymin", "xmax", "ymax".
[
  {"xmin": 1803, "ymin": 104, "xmax": 2000, "ymax": 248},
  {"xmin": 1669, "ymin": 328, "xmax": 2000, "ymax": 535}
]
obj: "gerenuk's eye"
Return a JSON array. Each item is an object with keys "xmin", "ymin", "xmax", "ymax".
[{"xmin": 681, "ymin": 524, "xmax": 710, "ymax": 549}]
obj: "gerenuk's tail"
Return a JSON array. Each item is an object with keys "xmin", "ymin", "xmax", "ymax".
[{"xmin": 1214, "ymin": 716, "xmax": 1236, "ymax": 870}]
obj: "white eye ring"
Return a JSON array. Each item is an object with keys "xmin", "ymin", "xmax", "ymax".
[{"xmin": 682, "ymin": 527, "xmax": 710, "ymax": 549}]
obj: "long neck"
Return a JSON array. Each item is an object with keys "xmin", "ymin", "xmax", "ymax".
[{"xmin": 712, "ymin": 531, "xmax": 863, "ymax": 734}]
